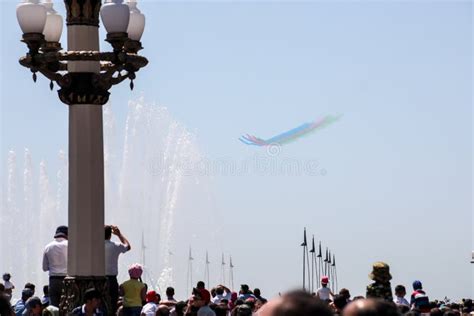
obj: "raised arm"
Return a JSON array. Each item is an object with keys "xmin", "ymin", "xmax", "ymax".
[{"xmin": 112, "ymin": 225, "xmax": 131, "ymax": 250}]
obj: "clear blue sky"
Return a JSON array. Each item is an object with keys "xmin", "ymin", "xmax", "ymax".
[{"xmin": 1, "ymin": 0, "xmax": 472, "ymax": 300}]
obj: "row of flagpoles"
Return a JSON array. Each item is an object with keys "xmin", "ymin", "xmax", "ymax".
[
  {"xmin": 187, "ymin": 248, "xmax": 235, "ymax": 293},
  {"xmin": 301, "ymin": 227, "xmax": 338, "ymax": 294}
]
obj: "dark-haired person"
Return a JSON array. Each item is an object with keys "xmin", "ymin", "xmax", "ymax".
[
  {"xmin": 24, "ymin": 284, "xmax": 35, "ymax": 296},
  {"xmin": 105, "ymin": 225, "xmax": 131, "ymax": 314},
  {"xmin": 3, "ymin": 274, "xmax": 14, "ymax": 299},
  {"xmin": 42, "ymin": 226, "xmax": 68, "ymax": 307},
  {"xmin": 23, "ymin": 297, "xmax": 42, "ymax": 316},
  {"xmin": 332, "ymin": 294, "xmax": 348, "ymax": 314},
  {"xmin": 41, "ymin": 286, "xmax": 49, "ymax": 307},
  {"xmin": 13, "ymin": 289, "xmax": 33, "ymax": 316},
  {"xmin": 169, "ymin": 301, "xmax": 186, "ymax": 316},
  {"xmin": 211, "ymin": 285, "xmax": 231, "ymax": 304},
  {"xmin": 393, "ymin": 285, "xmax": 409, "ymax": 306},
  {"xmin": 253, "ymin": 289, "xmax": 267, "ymax": 304},
  {"xmin": 339, "ymin": 288, "xmax": 351, "ymax": 303},
  {"xmin": 13, "ymin": 289, "xmax": 34, "ymax": 316},
  {"xmin": 72, "ymin": 288, "xmax": 104, "ymax": 316},
  {"xmin": 238, "ymin": 285, "xmax": 255, "ymax": 301},
  {"xmin": 0, "ymin": 292, "xmax": 14, "ymax": 316},
  {"xmin": 162, "ymin": 287, "xmax": 177, "ymax": 305}
]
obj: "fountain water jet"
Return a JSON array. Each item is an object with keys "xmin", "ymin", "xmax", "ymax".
[{"xmin": 1, "ymin": 97, "xmax": 217, "ymax": 299}]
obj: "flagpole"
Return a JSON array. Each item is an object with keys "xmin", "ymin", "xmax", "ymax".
[
  {"xmin": 141, "ymin": 231, "xmax": 146, "ymax": 284},
  {"xmin": 229, "ymin": 255, "xmax": 234, "ymax": 290},
  {"xmin": 324, "ymin": 247, "xmax": 329, "ymax": 277},
  {"xmin": 317, "ymin": 241, "xmax": 322, "ymax": 288},
  {"xmin": 205, "ymin": 250, "xmax": 210, "ymax": 288},
  {"xmin": 187, "ymin": 247, "xmax": 194, "ymax": 294},
  {"xmin": 301, "ymin": 228, "xmax": 307, "ymax": 291},
  {"xmin": 333, "ymin": 254, "xmax": 338, "ymax": 293},
  {"xmin": 309, "ymin": 235, "xmax": 316, "ymax": 293},
  {"xmin": 328, "ymin": 250, "xmax": 334, "ymax": 292},
  {"xmin": 306, "ymin": 239, "xmax": 311, "ymax": 291},
  {"xmin": 221, "ymin": 253, "xmax": 226, "ymax": 285}
]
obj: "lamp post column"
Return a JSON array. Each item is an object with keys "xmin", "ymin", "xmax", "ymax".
[
  {"xmin": 16, "ymin": 1, "xmax": 147, "ymax": 311},
  {"xmin": 60, "ymin": 1, "xmax": 109, "ymax": 314}
]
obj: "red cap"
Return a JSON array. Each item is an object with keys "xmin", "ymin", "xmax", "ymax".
[
  {"xmin": 321, "ymin": 276, "xmax": 329, "ymax": 284},
  {"xmin": 146, "ymin": 290, "xmax": 158, "ymax": 303},
  {"xmin": 198, "ymin": 289, "xmax": 211, "ymax": 304}
]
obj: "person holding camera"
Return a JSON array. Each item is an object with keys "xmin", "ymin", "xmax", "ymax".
[{"xmin": 105, "ymin": 225, "xmax": 131, "ymax": 314}]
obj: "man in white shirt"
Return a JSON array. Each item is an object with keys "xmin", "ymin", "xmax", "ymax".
[
  {"xmin": 104, "ymin": 225, "xmax": 131, "ymax": 314},
  {"xmin": 42, "ymin": 226, "xmax": 68, "ymax": 308}
]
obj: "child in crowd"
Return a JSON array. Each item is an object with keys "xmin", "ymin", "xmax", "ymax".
[
  {"xmin": 2, "ymin": 273, "xmax": 14, "ymax": 298},
  {"xmin": 316, "ymin": 276, "xmax": 334, "ymax": 302},
  {"xmin": 394, "ymin": 285, "xmax": 410, "ymax": 306}
]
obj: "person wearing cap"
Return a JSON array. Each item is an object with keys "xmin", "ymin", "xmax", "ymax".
[
  {"xmin": 140, "ymin": 290, "xmax": 160, "ymax": 316},
  {"xmin": 366, "ymin": 262, "xmax": 393, "ymax": 302},
  {"xmin": 119, "ymin": 264, "xmax": 146, "ymax": 316},
  {"xmin": 193, "ymin": 289, "xmax": 215, "ymax": 316},
  {"xmin": 316, "ymin": 276, "xmax": 334, "ymax": 302},
  {"xmin": 42, "ymin": 226, "xmax": 68, "ymax": 307},
  {"xmin": 71, "ymin": 288, "xmax": 104, "ymax": 316},
  {"xmin": 104, "ymin": 225, "xmax": 131, "ymax": 314},
  {"xmin": 13, "ymin": 289, "xmax": 33, "ymax": 316},
  {"xmin": 410, "ymin": 280, "xmax": 430, "ymax": 313}
]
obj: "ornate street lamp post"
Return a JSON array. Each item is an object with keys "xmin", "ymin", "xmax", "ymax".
[{"xmin": 16, "ymin": 0, "xmax": 148, "ymax": 314}]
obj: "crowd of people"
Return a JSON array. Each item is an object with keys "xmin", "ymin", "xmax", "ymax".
[{"xmin": 0, "ymin": 226, "xmax": 472, "ymax": 316}]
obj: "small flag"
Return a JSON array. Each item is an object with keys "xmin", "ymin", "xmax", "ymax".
[
  {"xmin": 301, "ymin": 228, "xmax": 307, "ymax": 247},
  {"xmin": 317, "ymin": 241, "xmax": 322, "ymax": 258},
  {"xmin": 309, "ymin": 235, "xmax": 315, "ymax": 253}
]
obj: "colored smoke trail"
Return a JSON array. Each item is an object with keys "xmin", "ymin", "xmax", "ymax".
[{"xmin": 239, "ymin": 115, "xmax": 342, "ymax": 147}]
